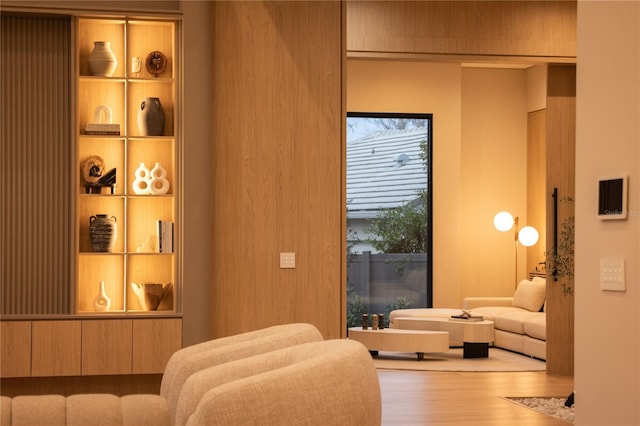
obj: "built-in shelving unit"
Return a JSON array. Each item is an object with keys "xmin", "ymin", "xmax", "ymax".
[{"xmin": 76, "ymin": 17, "xmax": 178, "ymax": 315}]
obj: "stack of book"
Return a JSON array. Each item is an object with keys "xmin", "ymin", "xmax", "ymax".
[
  {"xmin": 85, "ymin": 123, "xmax": 120, "ymax": 135},
  {"xmin": 156, "ymin": 220, "xmax": 174, "ymax": 253},
  {"xmin": 450, "ymin": 310, "xmax": 484, "ymax": 322}
]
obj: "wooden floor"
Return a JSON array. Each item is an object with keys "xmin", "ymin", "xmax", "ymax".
[{"xmin": 377, "ymin": 369, "xmax": 574, "ymax": 425}]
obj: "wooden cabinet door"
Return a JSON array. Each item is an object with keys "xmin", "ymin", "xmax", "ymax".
[
  {"xmin": 1, "ymin": 321, "xmax": 31, "ymax": 377},
  {"xmin": 82, "ymin": 319, "xmax": 132, "ymax": 375},
  {"xmin": 32, "ymin": 320, "xmax": 82, "ymax": 376},
  {"xmin": 132, "ymin": 318, "xmax": 182, "ymax": 374}
]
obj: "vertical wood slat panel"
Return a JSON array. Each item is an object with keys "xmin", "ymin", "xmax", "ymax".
[{"xmin": 1, "ymin": 15, "xmax": 72, "ymax": 314}]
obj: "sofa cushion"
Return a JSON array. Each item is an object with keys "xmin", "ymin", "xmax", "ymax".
[
  {"xmin": 512, "ymin": 278, "xmax": 546, "ymax": 312},
  {"xmin": 494, "ymin": 311, "xmax": 542, "ymax": 335},
  {"xmin": 10, "ymin": 395, "xmax": 66, "ymax": 426},
  {"xmin": 467, "ymin": 306, "xmax": 523, "ymax": 321},
  {"xmin": 524, "ymin": 314, "xmax": 546, "ymax": 340}
]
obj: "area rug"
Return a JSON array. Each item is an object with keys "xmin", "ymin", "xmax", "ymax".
[
  {"xmin": 506, "ymin": 397, "xmax": 574, "ymax": 423},
  {"xmin": 372, "ymin": 348, "xmax": 546, "ymax": 372}
]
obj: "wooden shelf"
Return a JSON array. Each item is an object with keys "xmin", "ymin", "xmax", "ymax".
[{"xmin": 75, "ymin": 17, "xmax": 179, "ymax": 316}]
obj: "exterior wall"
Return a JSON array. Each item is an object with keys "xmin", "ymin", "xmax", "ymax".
[{"xmin": 575, "ymin": 1, "xmax": 640, "ymax": 424}]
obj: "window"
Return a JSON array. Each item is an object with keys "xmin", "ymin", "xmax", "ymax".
[{"xmin": 346, "ymin": 112, "xmax": 433, "ymax": 327}]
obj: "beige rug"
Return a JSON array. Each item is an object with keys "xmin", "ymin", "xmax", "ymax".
[{"xmin": 373, "ymin": 348, "xmax": 546, "ymax": 372}]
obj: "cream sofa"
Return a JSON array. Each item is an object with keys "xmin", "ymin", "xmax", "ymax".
[
  {"xmin": 1, "ymin": 323, "xmax": 382, "ymax": 426},
  {"xmin": 389, "ymin": 277, "xmax": 547, "ymax": 360}
]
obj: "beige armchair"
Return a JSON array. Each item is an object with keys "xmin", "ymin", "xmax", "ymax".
[{"xmin": 1, "ymin": 323, "xmax": 382, "ymax": 425}]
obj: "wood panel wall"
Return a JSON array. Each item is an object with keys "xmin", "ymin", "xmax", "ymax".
[
  {"xmin": 527, "ymin": 110, "xmax": 547, "ymax": 275},
  {"xmin": 209, "ymin": 1, "xmax": 344, "ymax": 339},
  {"xmin": 1, "ymin": 1, "xmax": 180, "ymax": 14},
  {"xmin": 545, "ymin": 65, "xmax": 575, "ymax": 375},
  {"xmin": 347, "ymin": 1, "xmax": 576, "ymax": 58},
  {"xmin": 1, "ymin": 15, "xmax": 73, "ymax": 315}
]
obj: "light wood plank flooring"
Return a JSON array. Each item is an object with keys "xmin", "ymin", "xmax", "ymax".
[{"xmin": 377, "ymin": 370, "xmax": 574, "ymax": 425}]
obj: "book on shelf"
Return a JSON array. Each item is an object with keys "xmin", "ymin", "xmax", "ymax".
[
  {"xmin": 85, "ymin": 123, "xmax": 121, "ymax": 135},
  {"xmin": 156, "ymin": 220, "xmax": 174, "ymax": 253}
]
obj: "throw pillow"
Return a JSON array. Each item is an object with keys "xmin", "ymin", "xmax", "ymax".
[{"xmin": 512, "ymin": 278, "xmax": 546, "ymax": 312}]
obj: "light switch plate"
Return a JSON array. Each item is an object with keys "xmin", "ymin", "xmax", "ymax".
[
  {"xmin": 280, "ymin": 252, "xmax": 295, "ymax": 269},
  {"xmin": 600, "ymin": 258, "xmax": 626, "ymax": 291}
]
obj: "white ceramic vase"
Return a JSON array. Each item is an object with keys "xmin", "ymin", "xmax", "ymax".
[
  {"xmin": 88, "ymin": 41, "xmax": 117, "ymax": 77},
  {"xmin": 93, "ymin": 281, "xmax": 111, "ymax": 311},
  {"xmin": 132, "ymin": 162, "xmax": 151, "ymax": 194},
  {"xmin": 149, "ymin": 162, "xmax": 170, "ymax": 195}
]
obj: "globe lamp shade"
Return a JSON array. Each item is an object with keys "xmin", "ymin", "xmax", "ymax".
[
  {"xmin": 493, "ymin": 211, "xmax": 515, "ymax": 232},
  {"xmin": 518, "ymin": 226, "xmax": 539, "ymax": 247}
]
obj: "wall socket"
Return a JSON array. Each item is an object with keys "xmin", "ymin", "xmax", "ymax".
[
  {"xmin": 280, "ymin": 252, "xmax": 295, "ymax": 269},
  {"xmin": 600, "ymin": 258, "xmax": 625, "ymax": 291}
]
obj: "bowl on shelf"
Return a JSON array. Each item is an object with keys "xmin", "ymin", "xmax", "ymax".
[{"xmin": 131, "ymin": 282, "xmax": 172, "ymax": 311}]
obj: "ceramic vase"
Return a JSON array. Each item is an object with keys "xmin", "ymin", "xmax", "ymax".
[
  {"xmin": 149, "ymin": 162, "xmax": 170, "ymax": 195},
  {"xmin": 88, "ymin": 41, "xmax": 117, "ymax": 77},
  {"xmin": 132, "ymin": 162, "xmax": 151, "ymax": 194},
  {"xmin": 138, "ymin": 97, "xmax": 165, "ymax": 136},
  {"xmin": 89, "ymin": 214, "xmax": 117, "ymax": 252},
  {"xmin": 93, "ymin": 281, "xmax": 111, "ymax": 311}
]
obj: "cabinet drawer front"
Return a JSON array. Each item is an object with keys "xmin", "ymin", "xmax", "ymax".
[
  {"xmin": 1, "ymin": 321, "xmax": 31, "ymax": 377},
  {"xmin": 82, "ymin": 319, "xmax": 132, "ymax": 375},
  {"xmin": 32, "ymin": 320, "xmax": 82, "ymax": 377}
]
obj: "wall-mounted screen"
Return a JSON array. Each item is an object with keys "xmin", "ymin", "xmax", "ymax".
[{"xmin": 598, "ymin": 175, "xmax": 628, "ymax": 220}]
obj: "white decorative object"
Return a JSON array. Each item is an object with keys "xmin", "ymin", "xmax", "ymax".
[
  {"xmin": 131, "ymin": 56, "xmax": 141, "ymax": 76},
  {"xmin": 149, "ymin": 162, "xmax": 170, "ymax": 195},
  {"xmin": 85, "ymin": 104, "xmax": 120, "ymax": 135},
  {"xmin": 132, "ymin": 162, "xmax": 151, "ymax": 194},
  {"xmin": 88, "ymin": 41, "xmax": 117, "ymax": 77},
  {"xmin": 93, "ymin": 281, "xmax": 111, "ymax": 311},
  {"xmin": 136, "ymin": 235, "xmax": 158, "ymax": 253}
]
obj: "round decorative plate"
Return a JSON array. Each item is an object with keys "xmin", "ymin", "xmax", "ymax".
[
  {"xmin": 145, "ymin": 51, "xmax": 167, "ymax": 76},
  {"xmin": 82, "ymin": 155, "xmax": 105, "ymax": 184}
]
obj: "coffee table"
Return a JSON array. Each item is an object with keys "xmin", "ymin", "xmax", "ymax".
[
  {"xmin": 348, "ymin": 327, "xmax": 449, "ymax": 361},
  {"xmin": 394, "ymin": 317, "xmax": 495, "ymax": 358}
]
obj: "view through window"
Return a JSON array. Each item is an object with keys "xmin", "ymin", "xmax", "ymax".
[{"xmin": 346, "ymin": 113, "xmax": 433, "ymax": 328}]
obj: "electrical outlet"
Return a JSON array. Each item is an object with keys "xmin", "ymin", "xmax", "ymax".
[
  {"xmin": 600, "ymin": 258, "xmax": 625, "ymax": 291},
  {"xmin": 280, "ymin": 252, "xmax": 295, "ymax": 269}
]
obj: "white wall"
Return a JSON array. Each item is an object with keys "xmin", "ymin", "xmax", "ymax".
[
  {"xmin": 575, "ymin": 1, "xmax": 640, "ymax": 424},
  {"xmin": 347, "ymin": 60, "xmax": 530, "ymax": 307},
  {"xmin": 461, "ymin": 67, "xmax": 529, "ymax": 297}
]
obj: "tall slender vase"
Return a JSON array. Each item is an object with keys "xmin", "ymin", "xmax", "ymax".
[
  {"xmin": 93, "ymin": 281, "xmax": 111, "ymax": 311},
  {"xmin": 138, "ymin": 97, "xmax": 165, "ymax": 136},
  {"xmin": 88, "ymin": 41, "xmax": 117, "ymax": 77}
]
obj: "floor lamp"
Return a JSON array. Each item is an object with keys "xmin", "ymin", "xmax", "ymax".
[{"xmin": 493, "ymin": 211, "xmax": 539, "ymax": 287}]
